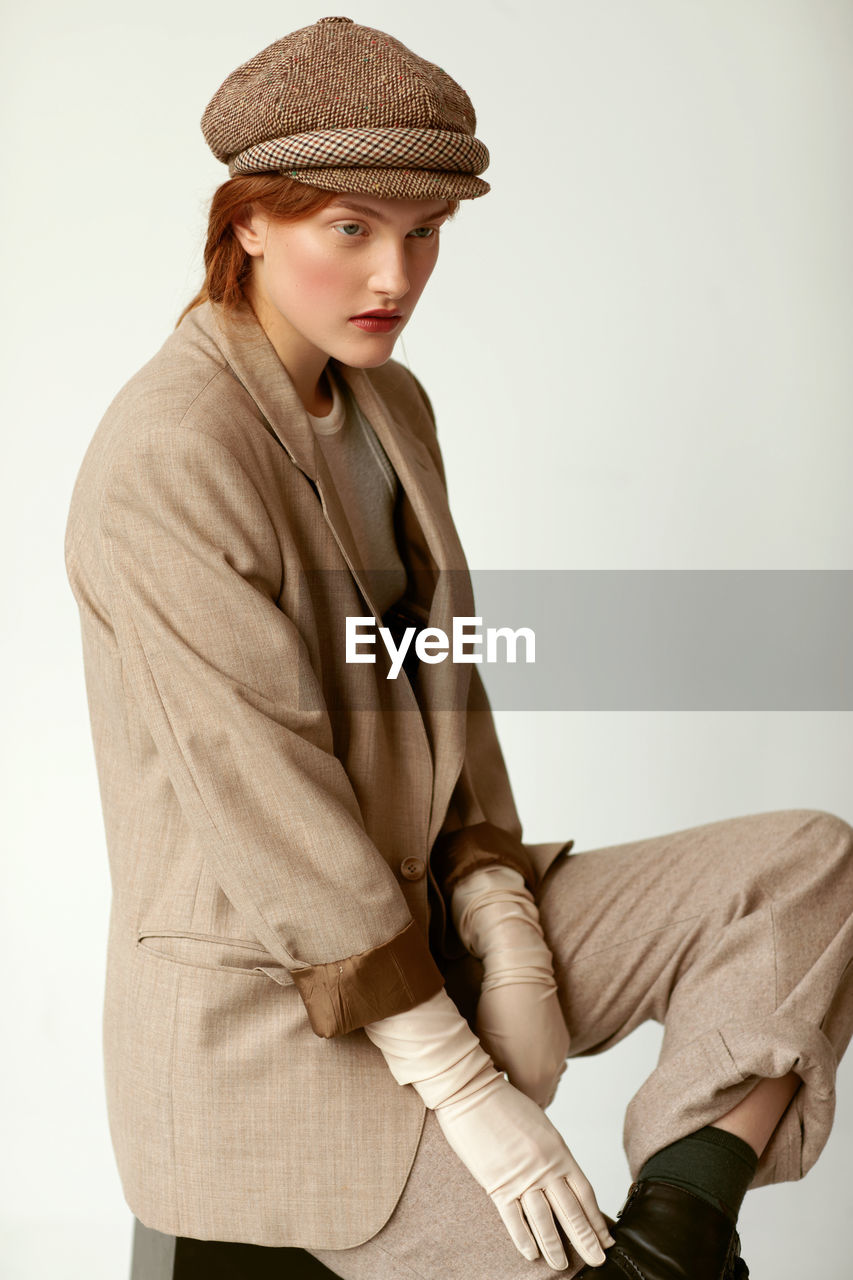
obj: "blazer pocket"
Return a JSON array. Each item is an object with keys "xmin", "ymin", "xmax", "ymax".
[{"xmin": 136, "ymin": 929, "xmax": 295, "ymax": 985}]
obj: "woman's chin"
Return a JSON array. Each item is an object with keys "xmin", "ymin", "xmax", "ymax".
[{"xmin": 334, "ymin": 338, "xmax": 400, "ymax": 368}]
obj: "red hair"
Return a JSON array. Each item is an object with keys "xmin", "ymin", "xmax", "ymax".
[{"xmin": 175, "ymin": 174, "xmax": 459, "ymax": 328}]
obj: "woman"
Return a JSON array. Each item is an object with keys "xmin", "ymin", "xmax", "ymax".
[{"xmin": 64, "ymin": 17, "xmax": 853, "ymax": 1280}]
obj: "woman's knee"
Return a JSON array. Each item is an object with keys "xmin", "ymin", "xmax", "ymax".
[
  {"xmin": 792, "ymin": 808, "xmax": 853, "ymax": 872},
  {"xmin": 768, "ymin": 808, "xmax": 853, "ymax": 954},
  {"xmin": 753, "ymin": 807, "xmax": 853, "ymax": 885}
]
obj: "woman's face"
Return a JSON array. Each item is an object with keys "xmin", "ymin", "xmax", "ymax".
[{"xmin": 234, "ymin": 191, "xmax": 451, "ymax": 373}]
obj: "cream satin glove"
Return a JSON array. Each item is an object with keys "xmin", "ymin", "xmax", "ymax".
[
  {"xmin": 451, "ymin": 865, "xmax": 570, "ymax": 1109},
  {"xmin": 364, "ymin": 986, "xmax": 613, "ymax": 1271}
]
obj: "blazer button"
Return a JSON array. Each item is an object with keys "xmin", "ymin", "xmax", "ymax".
[{"xmin": 400, "ymin": 856, "xmax": 426, "ymax": 881}]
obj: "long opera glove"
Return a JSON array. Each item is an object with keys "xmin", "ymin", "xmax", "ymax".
[
  {"xmin": 451, "ymin": 864, "xmax": 571, "ymax": 1109},
  {"xmin": 363, "ymin": 986, "xmax": 612, "ymax": 1271}
]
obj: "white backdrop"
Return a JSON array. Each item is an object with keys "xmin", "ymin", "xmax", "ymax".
[{"xmin": 2, "ymin": 1, "xmax": 852, "ymax": 1276}]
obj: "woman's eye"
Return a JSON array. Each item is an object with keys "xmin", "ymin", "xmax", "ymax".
[{"xmin": 332, "ymin": 222, "xmax": 439, "ymax": 240}]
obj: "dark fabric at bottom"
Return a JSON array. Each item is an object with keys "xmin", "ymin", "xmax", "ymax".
[
  {"xmin": 130, "ymin": 1217, "xmax": 342, "ymax": 1280},
  {"xmin": 637, "ymin": 1124, "xmax": 760, "ymax": 1221}
]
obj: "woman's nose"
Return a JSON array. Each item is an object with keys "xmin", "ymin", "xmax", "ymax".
[{"xmin": 367, "ymin": 241, "xmax": 410, "ymax": 300}]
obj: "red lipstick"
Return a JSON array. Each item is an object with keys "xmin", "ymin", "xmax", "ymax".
[{"xmin": 350, "ymin": 309, "xmax": 403, "ymax": 333}]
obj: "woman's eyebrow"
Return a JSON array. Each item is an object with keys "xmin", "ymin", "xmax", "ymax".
[{"xmin": 326, "ymin": 199, "xmax": 449, "ymax": 223}]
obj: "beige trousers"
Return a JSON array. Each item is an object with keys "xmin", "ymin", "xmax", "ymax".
[{"xmin": 307, "ymin": 808, "xmax": 853, "ymax": 1280}]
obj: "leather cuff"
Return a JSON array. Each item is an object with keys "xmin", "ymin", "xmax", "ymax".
[
  {"xmin": 291, "ymin": 919, "xmax": 445, "ymax": 1038},
  {"xmin": 431, "ymin": 821, "xmax": 538, "ymax": 898}
]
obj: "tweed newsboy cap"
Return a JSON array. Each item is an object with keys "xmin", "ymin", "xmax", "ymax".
[{"xmin": 200, "ymin": 15, "xmax": 490, "ymax": 200}]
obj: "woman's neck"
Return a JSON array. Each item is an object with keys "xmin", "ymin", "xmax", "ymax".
[{"xmin": 244, "ymin": 283, "xmax": 333, "ymax": 416}]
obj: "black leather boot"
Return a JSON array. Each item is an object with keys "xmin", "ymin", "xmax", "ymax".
[{"xmin": 576, "ymin": 1179, "xmax": 749, "ymax": 1279}]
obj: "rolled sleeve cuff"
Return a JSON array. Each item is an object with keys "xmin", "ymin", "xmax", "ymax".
[
  {"xmin": 290, "ymin": 919, "xmax": 445, "ymax": 1038},
  {"xmin": 431, "ymin": 821, "xmax": 542, "ymax": 899}
]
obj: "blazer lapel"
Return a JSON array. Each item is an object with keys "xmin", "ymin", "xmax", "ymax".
[
  {"xmin": 194, "ymin": 299, "xmax": 472, "ymax": 851},
  {"xmin": 339, "ymin": 365, "xmax": 475, "ymax": 851}
]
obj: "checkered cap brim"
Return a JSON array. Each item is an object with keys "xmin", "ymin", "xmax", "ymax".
[{"xmin": 271, "ymin": 166, "xmax": 488, "ymax": 201}]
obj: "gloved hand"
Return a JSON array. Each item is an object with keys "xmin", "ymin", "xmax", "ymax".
[
  {"xmin": 364, "ymin": 986, "xmax": 613, "ymax": 1271},
  {"xmin": 452, "ymin": 864, "xmax": 570, "ymax": 1109}
]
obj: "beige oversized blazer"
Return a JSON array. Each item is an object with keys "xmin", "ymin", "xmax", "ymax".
[{"xmin": 64, "ymin": 297, "xmax": 573, "ymax": 1249}]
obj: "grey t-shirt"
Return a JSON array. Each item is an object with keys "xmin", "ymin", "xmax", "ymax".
[{"xmin": 306, "ymin": 367, "xmax": 409, "ymax": 618}]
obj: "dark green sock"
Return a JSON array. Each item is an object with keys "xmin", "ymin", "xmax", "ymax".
[{"xmin": 637, "ymin": 1125, "xmax": 759, "ymax": 1222}]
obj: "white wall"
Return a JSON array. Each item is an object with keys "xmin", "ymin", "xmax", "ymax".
[{"xmin": 2, "ymin": 1, "xmax": 851, "ymax": 1276}]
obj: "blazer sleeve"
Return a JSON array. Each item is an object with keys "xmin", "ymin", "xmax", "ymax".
[
  {"xmin": 404, "ymin": 372, "xmax": 551, "ymax": 912},
  {"xmin": 98, "ymin": 422, "xmax": 444, "ymax": 1039}
]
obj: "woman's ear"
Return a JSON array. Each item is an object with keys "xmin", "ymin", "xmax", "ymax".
[{"xmin": 231, "ymin": 205, "xmax": 267, "ymax": 258}]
